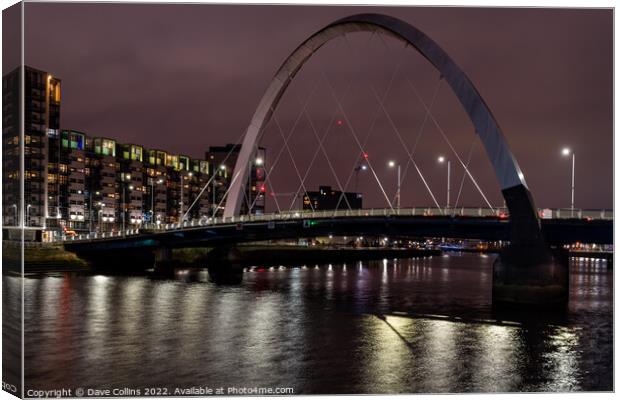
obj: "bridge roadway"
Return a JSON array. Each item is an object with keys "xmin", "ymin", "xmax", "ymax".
[{"xmin": 63, "ymin": 208, "xmax": 612, "ymax": 254}]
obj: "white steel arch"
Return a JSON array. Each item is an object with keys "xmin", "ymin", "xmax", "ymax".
[{"xmin": 223, "ymin": 13, "xmax": 536, "ymax": 233}]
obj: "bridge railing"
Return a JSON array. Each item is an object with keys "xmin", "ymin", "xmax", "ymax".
[
  {"xmin": 135, "ymin": 206, "xmax": 612, "ymax": 233},
  {"xmin": 53, "ymin": 228, "xmax": 143, "ymax": 243},
  {"xmin": 551, "ymin": 208, "xmax": 613, "ymax": 220},
  {"xmin": 55, "ymin": 207, "xmax": 612, "ymax": 243}
]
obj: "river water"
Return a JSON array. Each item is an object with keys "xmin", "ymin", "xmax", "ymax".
[{"xmin": 5, "ymin": 253, "xmax": 613, "ymax": 394}]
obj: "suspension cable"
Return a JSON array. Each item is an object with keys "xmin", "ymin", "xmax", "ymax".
[
  {"xmin": 404, "ymin": 75, "xmax": 495, "ymax": 211},
  {"xmin": 451, "ymin": 139, "xmax": 477, "ymax": 214},
  {"xmin": 369, "ymin": 84, "xmax": 443, "ymax": 211},
  {"xmin": 398, "ymin": 76, "xmax": 442, "ymax": 189},
  {"xmin": 182, "ymin": 127, "xmax": 250, "ymax": 221},
  {"xmin": 330, "ymin": 30, "xmax": 417, "ymax": 211},
  {"xmin": 270, "ymin": 112, "xmax": 317, "ymax": 212},
  {"xmin": 246, "ymin": 85, "xmax": 321, "ymax": 213},
  {"xmin": 289, "ymin": 98, "xmax": 354, "ymax": 212},
  {"xmin": 321, "ymin": 71, "xmax": 394, "ymax": 211}
]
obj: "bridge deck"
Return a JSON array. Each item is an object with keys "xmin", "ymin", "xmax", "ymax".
[{"xmin": 62, "ymin": 208, "xmax": 613, "ymax": 254}]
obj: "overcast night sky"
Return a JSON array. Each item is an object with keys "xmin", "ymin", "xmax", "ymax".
[{"xmin": 3, "ymin": 3, "xmax": 613, "ymax": 211}]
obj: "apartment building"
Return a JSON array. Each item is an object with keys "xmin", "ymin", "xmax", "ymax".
[{"xmin": 2, "ymin": 66, "xmax": 267, "ymax": 235}]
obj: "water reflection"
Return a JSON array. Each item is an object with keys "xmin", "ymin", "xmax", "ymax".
[{"xmin": 9, "ymin": 254, "xmax": 612, "ymax": 393}]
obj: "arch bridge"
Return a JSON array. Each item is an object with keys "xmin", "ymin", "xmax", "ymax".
[{"xmin": 71, "ymin": 14, "xmax": 611, "ymax": 307}]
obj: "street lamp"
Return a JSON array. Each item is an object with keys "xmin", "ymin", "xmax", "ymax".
[
  {"xmin": 26, "ymin": 204, "xmax": 32, "ymax": 227},
  {"xmin": 149, "ymin": 178, "xmax": 159, "ymax": 223},
  {"xmin": 438, "ymin": 156, "xmax": 451, "ymax": 210},
  {"xmin": 387, "ymin": 160, "xmax": 401, "ymax": 209},
  {"xmin": 562, "ymin": 147, "xmax": 575, "ymax": 216},
  {"xmin": 97, "ymin": 209, "xmax": 103, "ymax": 234},
  {"xmin": 247, "ymin": 157, "xmax": 264, "ymax": 215},
  {"xmin": 150, "ymin": 178, "xmax": 164, "ymax": 225},
  {"xmin": 180, "ymin": 174, "xmax": 192, "ymax": 222},
  {"xmin": 353, "ymin": 164, "xmax": 367, "ymax": 192},
  {"xmin": 122, "ymin": 184, "xmax": 134, "ymax": 234},
  {"xmin": 9, "ymin": 204, "xmax": 17, "ymax": 225}
]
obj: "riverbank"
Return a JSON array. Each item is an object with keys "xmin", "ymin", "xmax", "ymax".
[
  {"xmin": 4, "ymin": 240, "xmax": 611, "ymax": 273},
  {"xmin": 4, "ymin": 241, "xmax": 440, "ymax": 273},
  {"xmin": 224, "ymin": 245, "xmax": 441, "ymax": 266},
  {"xmin": 2, "ymin": 241, "xmax": 89, "ymax": 273},
  {"xmin": 155, "ymin": 245, "xmax": 441, "ymax": 272}
]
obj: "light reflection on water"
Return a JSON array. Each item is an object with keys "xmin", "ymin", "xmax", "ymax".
[{"xmin": 10, "ymin": 253, "xmax": 612, "ymax": 393}]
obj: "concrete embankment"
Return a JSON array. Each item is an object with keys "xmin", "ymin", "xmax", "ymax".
[
  {"xmin": 221, "ymin": 245, "xmax": 441, "ymax": 266},
  {"xmin": 133, "ymin": 245, "xmax": 441, "ymax": 272},
  {"xmin": 3, "ymin": 241, "xmax": 89, "ymax": 273},
  {"xmin": 4, "ymin": 241, "xmax": 439, "ymax": 274},
  {"xmin": 569, "ymin": 250, "xmax": 613, "ymax": 263}
]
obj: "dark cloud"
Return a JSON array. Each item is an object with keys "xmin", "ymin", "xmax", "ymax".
[{"xmin": 13, "ymin": 4, "xmax": 612, "ymax": 210}]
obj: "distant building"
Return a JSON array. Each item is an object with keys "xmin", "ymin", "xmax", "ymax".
[
  {"xmin": 303, "ymin": 186, "xmax": 362, "ymax": 211},
  {"xmin": 51, "ymin": 130, "xmax": 87, "ymax": 228},
  {"xmin": 117, "ymin": 143, "xmax": 145, "ymax": 228},
  {"xmin": 205, "ymin": 144, "xmax": 266, "ymax": 215},
  {"xmin": 187, "ymin": 158, "xmax": 212, "ymax": 220},
  {"xmin": 145, "ymin": 149, "xmax": 171, "ymax": 224},
  {"xmin": 87, "ymin": 137, "xmax": 119, "ymax": 230},
  {"xmin": 2, "ymin": 66, "xmax": 268, "ymax": 235},
  {"xmin": 2, "ymin": 66, "xmax": 61, "ymax": 227}
]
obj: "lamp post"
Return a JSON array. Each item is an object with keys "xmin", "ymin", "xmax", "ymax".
[
  {"xmin": 249, "ymin": 157, "xmax": 263, "ymax": 215},
  {"xmin": 88, "ymin": 190, "xmax": 93, "ymax": 233},
  {"xmin": 121, "ymin": 173, "xmax": 131, "ymax": 234},
  {"xmin": 180, "ymin": 172, "xmax": 192, "ymax": 223},
  {"xmin": 354, "ymin": 164, "xmax": 367, "ymax": 193},
  {"xmin": 150, "ymin": 178, "xmax": 164, "ymax": 225},
  {"xmin": 122, "ymin": 183, "xmax": 134, "ymax": 235},
  {"xmin": 562, "ymin": 147, "xmax": 575, "ymax": 216},
  {"xmin": 97, "ymin": 208, "xmax": 103, "ymax": 234},
  {"xmin": 10, "ymin": 204, "xmax": 17, "ymax": 226},
  {"xmin": 180, "ymin": 175, "xmax": 184, "ymax": 223},
  {"xmin": 26, "ymin": 204, "xmax": 32, "ymax": 227},
  {"xmin": 387, "ymin": 160, "xmax": 401, "ymax": 209},
  {"xmin": 438, "ymin": 156, "xmax": 451, "ymax": 211},
  {"xmin": 149, "ymin": 177, "xmax": 155, "ymax": 219},
  {"xmin": 213, "ymin": 175, "xmax": 217, "ymax": 216},
  {"xmin": 213, "ymin": 165, "xmax": 226, "ymax": 216}
]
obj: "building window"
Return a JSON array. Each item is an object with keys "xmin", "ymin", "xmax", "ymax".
[{"xmin": 131, "ymin": 146, "xmax": 143, "ymax": 162}]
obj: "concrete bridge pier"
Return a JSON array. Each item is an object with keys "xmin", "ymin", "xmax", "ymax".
[
  {"xmin": 206, "ymin": 246, "xmax": 244, "ymax": 284},
  {"xmin": 492, "ymin": 185, "xmax": 569, "ymax": 308},
  {"xmin": 492, "ymin": 247, "xmax": 569, "ymax": 308},
  {"xmin": 153, "ymin": 246, "xmax": 174, "ymax": 274}
]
